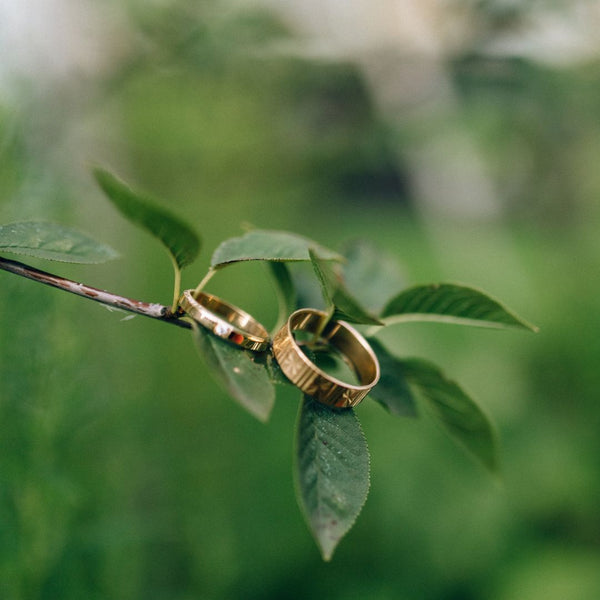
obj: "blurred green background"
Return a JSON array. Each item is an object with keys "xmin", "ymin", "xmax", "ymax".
[{"xmin": 1, "ymin": 1, "xmax": 600, "ymax": 598}]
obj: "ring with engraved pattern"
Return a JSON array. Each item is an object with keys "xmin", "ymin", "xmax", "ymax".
[{"xmin": 272, "ymin": 308, "xmax": 380, "ymax": 408}]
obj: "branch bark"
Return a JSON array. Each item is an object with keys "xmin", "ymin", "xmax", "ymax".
[{"xmin": 0, "ymin": 256, "xmax": 191, "ymax": 329}]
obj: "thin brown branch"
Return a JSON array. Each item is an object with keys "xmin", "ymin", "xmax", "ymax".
[{"xmin": 0, "ymin": 256, "xmax": 191, "ymax": 329}]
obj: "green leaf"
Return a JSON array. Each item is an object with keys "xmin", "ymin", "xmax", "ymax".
[
  {"xmin": 341, "ymin": 239, "xmax": 405, "ymax": 313},
  {"xmin": 309, "ymin": 249, "xmax": 383, "ymax": 326},
  {"xmin": 295, "ymin": 395, "xmax": 370, "ymax": 561},
  {"xmin": 94, "ymin": 167, "xmax": 200, "ymax": 270},
  {"xmin": 191, "ymin": 323, "xmax": 275, "ymax": 422},
  {"xmin": 292, "ymin": 267, "xmax": 328, "ymax": 311},
  {"xmin": 268, "ymin": 261, "xmax": 296, "ymax": 333},
  {"xmin": 401, "ymin": 358, "xmax": 499, "ymax": 472},
  {"xmin": 211, "ymin": 229, "xmax": 342, "ymax": 268},
  {"xmin": 0, "ymin": 221, "xmax": 118, "ymax": 264},
  {"xmin": 381, "ymin": 283, "xmax": 538, "ymax": 331},
  {"xmin": 367, "ymin": 339, "xmax": 418, "ymax": 417},
  {"xmin": 265, "ymin": 353, "xmax": 295, "ymax": 386}
]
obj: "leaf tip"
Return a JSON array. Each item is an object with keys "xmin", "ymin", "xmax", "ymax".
[
  {"xmin": 91, "ymin": 165, "xmax": 113, "ymax": 188},
  {"xmin": 253, "ymin": 410, "xmax": 271, "ymax": 424},
  {"xmin": 320, "ymin": 548, "xmax": 334, "ymax": 562},
  {"xmin": 315, "ymin": 530, "xmax": 341, "ymax": 562},
  {"xmin": 482, "ymin": 451, "xmax": 501, "ymax": 476},
  {"xmin": 505, "ymin": 317, "xmax": 539, "ymax": 334}
]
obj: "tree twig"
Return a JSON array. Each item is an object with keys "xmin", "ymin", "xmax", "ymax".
[{"xmin": 0, "ymin": 256, "xmax": 191, "ymax": 329}]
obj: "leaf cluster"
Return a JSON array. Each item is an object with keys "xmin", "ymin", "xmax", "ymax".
[
  {"xmin": 0, "ymin": 167, "xmax": 536, "ymax": 561},
  {"xmin": 191, "ymin": 232, "xmax": 535, "ymax": 559}
]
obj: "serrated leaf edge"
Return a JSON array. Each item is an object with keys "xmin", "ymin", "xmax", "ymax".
[
  {"xmin": 0, "ymin": 220, "xmax": 119, "ymax": 264},
  {"xmin": 211, "ymin": 230, "xmax": 343, "ymax": 268},
  {"xmin": 93, "ymin": 167, "xmax": 201, "ymax": 270},
  {"xmin": 402, "ymin": 359, "xmax": 500, "ymax": 473},
  {"xmin": 293, "ymin": 396, "xmax": 371, "ymax": 561},
  {"xmin": 381, "ymin": 282, "xmax": 538, "ymax": 332}
]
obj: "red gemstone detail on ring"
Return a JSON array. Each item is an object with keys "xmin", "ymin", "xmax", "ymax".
[{"xmin": 230, "ymin": 332, "xmax": 245, "ymax": 345}]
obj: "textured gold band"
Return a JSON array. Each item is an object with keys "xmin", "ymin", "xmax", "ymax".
[
  {"xmin": 179, "ymin": 289, "xmax": 270, "ymax": 352},
  {"xmin": 272, "ymin": 308, "xmax": 380, "ymax": 408}
]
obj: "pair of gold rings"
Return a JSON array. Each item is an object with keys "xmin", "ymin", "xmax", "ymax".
[{"xmin": 178, "ymin": 289, "xmax": 380, "ymax": 409}]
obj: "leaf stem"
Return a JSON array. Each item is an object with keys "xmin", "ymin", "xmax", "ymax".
[
  {"xmin": 311, "ymin": 304, "xmax": 336, "ymax": 345},
  {"xmin": 193, "ymin": 267, "xmax": 216, "ymax": 297},
  {"xmin": 171, "ymin": 256, "xmax": 182, "ymax": 313},
  {"xmin": 0, "ymin": 255, "xmax": 191, "ymax": 329}
]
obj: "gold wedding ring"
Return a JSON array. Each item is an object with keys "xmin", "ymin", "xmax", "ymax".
[
  {"xmin": 179, "ymin": 289, "xmax": 270, "ymax": 352},
  {"xmin": 272, "ymin": 308, "xmax": 380, "ymax": 408}
]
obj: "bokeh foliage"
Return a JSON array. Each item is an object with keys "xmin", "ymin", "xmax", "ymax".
[{"xmin": 1, "ymin": 0, "xmax": 600, "ymax": 598}]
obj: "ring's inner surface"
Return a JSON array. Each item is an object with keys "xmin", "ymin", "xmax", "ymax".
[
  {"xmin": 295, "ymin": 330, "xmax": 360, "ymax": 385},
  {"xmin": 196, "ymin": 293, "xmax": 267, "ymax": 338},
  {"xmin": 290, "ymin": 311, "xmax": 378, "ymax": 386}
]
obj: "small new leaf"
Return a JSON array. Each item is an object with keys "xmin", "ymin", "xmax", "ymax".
[
  {"xmin": 211, "ymin": 229, "xmax": 342, "ymax": 268},
  {"xmin": 191, "ymin": 323, "xmax": 275, "ymax": 422},
  {"xmin": 367, "ymin": 339, "xmax": 418, "ymax": 417},
  {"xmin": 0, "ymin": 221, "xmax": 118, "ymax": 264},
  {"xmin": 309, "ymin": 249, "xmax": 383, "ymax": 326},
  {"xmin": 94, "ymin": 167, "xmax": 200, "ymax": 270},
  {"xmin": 402, "ymin": 358, "xmax": 499, "ymax": 472},
  {"xmin": 381, "ymin": 283, "xmax": 537, "ymax": 331},
  {"xmin": 295, "ymin": 396, "xmax": 370, "ymax": 561}
]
